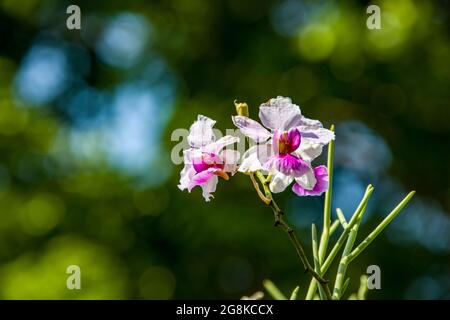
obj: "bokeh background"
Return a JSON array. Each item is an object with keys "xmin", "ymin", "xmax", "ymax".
[{"xmin": 0, "ymin": 0, "xmax": 449, "ymax": 299}]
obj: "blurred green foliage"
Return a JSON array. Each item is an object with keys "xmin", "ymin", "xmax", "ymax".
[{"xmin": 0, "ymin": 0, "xmax": 449, "ymax": 299}]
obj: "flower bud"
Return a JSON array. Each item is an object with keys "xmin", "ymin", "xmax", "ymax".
[{"xmin": 234, "ymin": 100, "xmax": 249, "ymax": 117}]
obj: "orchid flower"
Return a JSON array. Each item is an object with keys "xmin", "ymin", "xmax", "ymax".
[
  {"xmin": 232, "ymin": 96, "xmax": 334, "ymax": 196},
  {"xmin": 178, "ymin": 115, "xmax": 240, "ymax": 201}
]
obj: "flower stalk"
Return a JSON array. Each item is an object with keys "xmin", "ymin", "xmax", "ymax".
[
  {"xmin": 312, "ymin": 223, "xmax": 326, "ymax": 300},
  {"xmin": 251, "ymin": 171, "xmax": 333, "ymax": 300},
  {"xmin": 318, "ymin": 125, "xmax": 335, "ymax": 265}
]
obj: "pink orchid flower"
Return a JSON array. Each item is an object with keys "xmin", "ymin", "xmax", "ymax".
[
  {"xmin": 178, "ymin": 115, "xmax": 240, "ymax": 201},
  {"xmin": 232, "ymin": 96, "xmax": 333, "ymax": 196}
]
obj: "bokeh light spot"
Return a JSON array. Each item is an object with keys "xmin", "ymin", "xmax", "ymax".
[
  {"xmin": 19, "ymin": 193, "xmax": 65, "ymax": 236},
  {"xmin": 14, "ymin": 45, "xmax": 69, "ymax": 105},
  {"xmin": 297, "ymin": 24, "xmax": 336, "ymax": 62},
  {"xmin": 139, "ymin": 266, "xmax": 176, "ymax": 299},
  {"xmin": 96, "ymin": 13, "xmax": 151, "ymax": 69}
]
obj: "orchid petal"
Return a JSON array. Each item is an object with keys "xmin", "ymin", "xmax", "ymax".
[
  {"xmin": 232, "ymin": 115, "xmax": 271, "ymax": 143},
  {"xmin": 256, "ymin": 143, "xmax": 274, "ymax": 166},
  {"xmin": 294, "ymin": 140, "xmax": 323, "ymax": 162},
  {"xmin": 259, "ymin": 96, "xmax": 302, "ymax": 131},
  {"xmin": 201, "ymin": 175, "xmax": 218, "ymax": 202},
  {"xmin": 238, "ymin": 146, "xmax": 263, "ymax": 172},
  {"xmin": 292, "ymin": 165, "xmax": 329, "ymax": 196},
  {"xmin": 269, "ymin": 172, "xmax": 294, "ymax": 193},
  {"xmin": 238, "ymin": 143, "xmax": 273, "ymax": 173},
  {"xmin": 188, "ymin": 115, "xmax": 216, "ymax": 148},
  {"xmin": 298, "ymin": 127, "xmax": 335, "ymax": 145},
  {"xmin": 188, "ymin": 168, "xmax": 218, "ymax": 192},
  {"xmin": 298, "ymin": 116, "xmax": 323, "ymax": 128},
  {"xmin": 263, "ymin": 154, "xmax": 309, "ymax": 177},
  {"xmin": 220, "ymin": 149, "xmax": 240, "ymax": 174},
  {"xmin": 203, "ymin": 135, "xmax": 239, "ymax": 153},
  {"xmin": 178, "ymin": 164, "xmax": 196, "ymax": 191},
  {"xmin": 182, "ymin": 148, "xmax": 197, "ymax": 164},
  {"xmin": 294, "ymin": 165, "xmax": 316, "ymax": 190}
]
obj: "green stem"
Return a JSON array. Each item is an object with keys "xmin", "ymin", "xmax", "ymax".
[
  {"xmin": 251, "ymin": 171, "xmax": 332, "ymax": 300},
  {"xmin": 332, "ymin": 190, "xmax": 415, "ymax": 299},
  {"xmin": 307, "ymin": 125, "xmax": 334, "ymax": 301},
  {"xmin": 249, "ymin": 172, "xmax": 270, "ymax": 204},
  {"xmin": 305, "ymin": 185, "xmax": 374, "ymax": 299},
  {"xmin": 332, "ymin": 208, "xmax": 364, "ymax": 299},
  {"xmin": 336, "ymin": 208, "xmax": 348, "ymax": 229},
  {"xmin": 289, "ymin": 286, "xmax": 300, "ymax": 300},
  {"xmin": 323, "ymin": 186, "xmax": 373, "ymax": 272},
  {"xmin": 357, "ymin": 275, "xmax": 368, "ymax": 300},
  {"xmin": 330, "ymin": 219, "xmax": 340, "ymax": 236},
  {"xmin": 341, "ymin": 278, "xmax": 350, "ymax": 298},
  {"xmin": 317, "ymin": 125, "xmax": 335, "ymax": 266},
  {"xmin": 311, "ymin": 223, "xmax": 325, "ymax": 300},
  {"xmin": 346, "ymin": 191, "xmax": 416, "ymax": 264},
  {"xmin": 263, "ymin": 279, "xmax": 286, "ymax": 300}
]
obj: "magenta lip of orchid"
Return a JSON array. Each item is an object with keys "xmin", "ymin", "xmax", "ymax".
[
  {"xmin": 192, "ymin": 152, "xmax": 224, "ymax": 173},
  {"xmin": 274, "ymin": 128, "xmax": 302, "ymax": 155},
  {"xmin": 264, "ymin": 127, "xmax": 310, "ymax": 178},
  {"xmin": 192, "ymin": 152, "xmax": 230, "ymax": 182}
]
